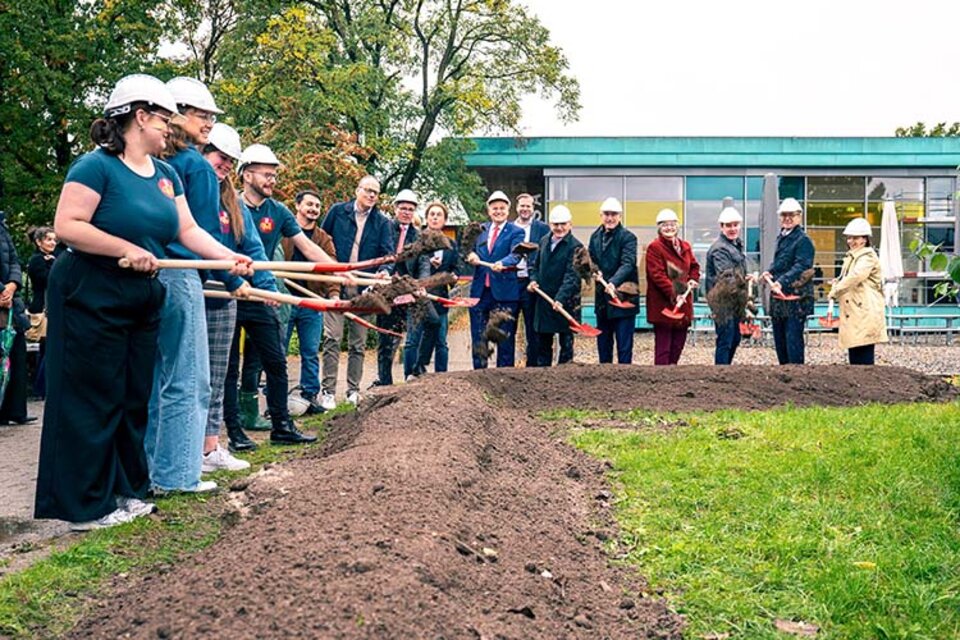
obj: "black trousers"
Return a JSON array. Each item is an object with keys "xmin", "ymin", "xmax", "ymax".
[
  {"xmin": 224, "ymin": 300, "xmax": 289, "ymax": 427},
  {"xmin": 532, "ymin": 331, "xmax": 574, "ymax": 367},
  {"xmin": 0, "ymin": 329, "xmax": 28, "ymax": 422},
  {"xmin": 848, "ymin": 344, "xmax": 875, "ymax": 365},
  {"xmin": 35, "ymin": 252, "xmax": 165, "ymax": 522}
]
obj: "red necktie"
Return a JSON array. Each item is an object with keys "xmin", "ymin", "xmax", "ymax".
[
  {"xmin": 397, "ymin": 225, "xmax": 407, "ymax": 251},
  {"xmin": 485, "ymin": 224, "xmax": 500, "ymax": 287}
]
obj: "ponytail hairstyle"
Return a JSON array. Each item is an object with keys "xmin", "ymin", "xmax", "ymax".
[
  {"xmin": 90, "ymin": 101, "xmax": 149, "ymax": 155},
  {"xmin": 220, "ymin": 175, "xmax": 244, "ymax": 244}
]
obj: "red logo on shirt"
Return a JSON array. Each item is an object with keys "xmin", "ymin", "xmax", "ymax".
[
  {"xmin": 219, "ymin": 210, "xmax": 231, "ymax": 235},
  {"xmin": 157, "ymin": 178, "xmax": 175, "ymax": 199},
  {"xmin": 259, "ymin": 217, "xmax": 274, "ymax": 233}
]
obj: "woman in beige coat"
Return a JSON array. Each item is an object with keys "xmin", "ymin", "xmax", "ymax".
[{"xmin": 828, "ymin": 218, "xmax": 888, "ymax": 364}]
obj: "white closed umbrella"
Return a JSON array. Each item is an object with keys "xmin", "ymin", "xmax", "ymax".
[{"xmin": 878, "ymin": 197, "xmax": 903, "ymax": 308}]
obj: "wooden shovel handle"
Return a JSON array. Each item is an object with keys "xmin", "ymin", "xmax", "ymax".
[{"xmin": 531, "ymin": 285, "xmax": 576, "ymax": 324}]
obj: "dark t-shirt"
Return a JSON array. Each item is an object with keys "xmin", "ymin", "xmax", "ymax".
[
  {"xmin": 64, "ymin": 149, "xmax": 182, "ymax": 258},
  {"xmin": 241, "ymin": 197, "xmax": 301, "ymax": 259},
  {"xmin": 164, "ymin": 146, "xmax": 219, "ymax": 260}
]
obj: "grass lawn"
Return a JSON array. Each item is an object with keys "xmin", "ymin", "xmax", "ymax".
[
  {"xmin": 0, "ymin": 407, "xmax": 348, "ymax": 639},
  {"xmin": 564, "ymin": 402, "xmax": 960, "ymax": 640}
]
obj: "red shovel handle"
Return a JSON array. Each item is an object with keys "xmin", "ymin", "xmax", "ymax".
[
  {"xmin": 763, "ymin": 273, "xmax": 800, "ymax": 301},
  {"xmin": 596, "ymin": 274, "xmax": 635, "ymax": 309}
]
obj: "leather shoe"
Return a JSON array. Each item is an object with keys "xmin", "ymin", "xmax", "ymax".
[
  {"xmin": 1, "ymin": 416, "xmax": 38, "ymax": 426},
  {"xmin": 270, "ymin": 420, "xmax": 318, "ymax": 445},
  {"xmin": 301, "ymin": 392, "xmax": 326, "ymax": 415}
]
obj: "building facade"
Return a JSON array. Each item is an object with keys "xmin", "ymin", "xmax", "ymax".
[{"xmin": 467, "ymin": 137, "xmax": 960, "ymax": 306}]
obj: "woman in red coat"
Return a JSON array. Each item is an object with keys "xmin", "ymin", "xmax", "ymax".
[{"xmin": 645, "ymin": 209, "xmax": 701, "ymax": 365}]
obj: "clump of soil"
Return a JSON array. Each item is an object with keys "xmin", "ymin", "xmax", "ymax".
[
  {"xmin": 572, "ymin": 246, "xmax": 596, "ymax": 281},
  {"xmin": 459, "ymin": 222, "xmax": 484, "ymax": 258},
  {"xmin": 396, "ymin": 229, "xmax": 452, "ymax": 263},
  {"xmin": 706, "ymin": 270, "xmax": 748, "ymax": 324},
  {"xmin": 617, "ymin": 282, "xmax": 639, "ymax": 296},
  {"xmin": 418, "ymin": 271, "xmax": 458, "ymax": 291},
  {"xmin": 666, "ymin": 262, "xmax": 687, "ymax": 295},
  {"xmin": 349, "ymin": 287, "xmax": 391, "ymax": 314},
  {"xmin": 474, "ymin": 309, "xmax": 514, "ymax": 361},
  {"xmin": 512, "ymin": 241, "xmax": 539, "ymax": 256},
  {"xmin": 791, "ymin": 267, "xmax": 815, "ymax": 289}
]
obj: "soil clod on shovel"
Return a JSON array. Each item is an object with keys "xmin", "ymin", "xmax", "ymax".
[
  {"xmin": 474, "ymin": 309, "xmax": 514, "ymax": 360},
  {"xmin": 572, "ymin": 246, "xmax": 596, "ymax": 281},
  {"xmin": 706, "ymin": 270, "xmax": 748, "ymax": 325},
  {"xmin": 459, "ymin": 222, "xmax": 484, "ymax": 259},
  {"xmin": 396, "ymin": 230, "xmax": 452, "ymax": 263},
  {"xmin": 512, "ymin": 242, "xmax": 539, "ymax": 256}
]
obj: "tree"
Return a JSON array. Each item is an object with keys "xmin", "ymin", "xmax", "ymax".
[
  {"xmin": 894, "ymin": 122, "xmax": 960, "ymax": 137},
  {"xmin": 0, "ymin": 0, "xmax": 168, "ymax": 248},
  {"xmin": 912, "ymin": 239, "xmax": 960, "ymax": 300}
]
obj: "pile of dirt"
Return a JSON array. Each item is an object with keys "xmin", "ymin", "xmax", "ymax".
[
  {"xmin": 69, "ymin": 365, "xmax": 954, "ymax": 639},
  {"xmin": 71, "ymin": 375, "xmax": 685, "ymax": 639}
]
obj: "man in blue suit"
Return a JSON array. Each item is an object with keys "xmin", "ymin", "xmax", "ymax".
[
  {"xmin": 319, "ymin": 175, "xmax": 395, "ymax": 406},
  {"xmin": 467, "ymin": 190, "xmax": 524, "ymax": 369},
  {"xmin": 513, "ymin": 193, "xmax": 550, "ymax": 366}
]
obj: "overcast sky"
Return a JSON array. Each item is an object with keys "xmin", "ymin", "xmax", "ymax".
[{"xmin": 511, "ymin": 0, "xmax": 960, "ymax": 137}]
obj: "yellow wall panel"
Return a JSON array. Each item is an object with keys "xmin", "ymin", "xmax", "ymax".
[{"xmin": 624, "ymin": 201, "xmax": 684, "ymax": 226}]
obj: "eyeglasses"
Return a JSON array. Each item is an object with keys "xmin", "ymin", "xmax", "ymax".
[
  {"xmin": 250, "ymin": 171, "xmax": 278, "ymax": 181},
  {"xmin": 360, "ymin": 187, "xmax": 380, "ymax": 196},
  {"xmin": 189, "ymin": 110, "xmax": 217, "ymax": 123},
  {"xmin": 148, "ymin": 111, "xmax": 174, "ymax": 125}
]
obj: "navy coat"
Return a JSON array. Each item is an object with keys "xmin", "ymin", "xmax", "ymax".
[
  {"xmin": 530, "ymin": 233, "xmax": 583, "ymax": 334},
  {"xmin": 767, "ymin": 226, "xmax": 815, "ymax": 317},
  {"xmin": 320, "ymin": 199, "xmax": 396, "ymax": 275},
  {"xmin": 468, "ymin": 221, "xmax": 524, "ymax": 302},
  {"xmin": 588, "ymin": 224, "xmax": 639, "ymax": 321}
]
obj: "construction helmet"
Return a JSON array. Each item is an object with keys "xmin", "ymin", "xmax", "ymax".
[
  {"xmin": 718, "ymin": 206, "xmax": 743, "ymax": 224},
  {"xmin": 166, "ymin": 77, "xmax": 223, "ymax": 114},
  {"xmin": 600, "ymin": 197, "xmax": 623, "ymax": 213},
  {"xmin": 393, "ymin": 189, "xmax": 419, "ymax": 206},
  {"xmin": 237, "ymin": 143, "xmax": 281, "ymax": 175},
  {"xmin": 104, "ymin": 74, "xmax": 180, "ymax": 119},
  {"xmin": 655, "ymin": 208, "xmax": 679, "ymax": 224},
  {"xmin": 207, "ymin": 123, "xmax": 242, "ymax": 160},
  {"xmin": 777, "ymin": 197, "xmax": 803, "ymax": 214},
  {"xmin": 842, "ymin": 217, "xmax": 872, "ymax": 237},
  {"xmin": 486, "ymin": 190, "xmax": 511, "ymax": 206},
  {"xmin": 548, "ymin": 204, "xmax": 572, "ymax": 224}
]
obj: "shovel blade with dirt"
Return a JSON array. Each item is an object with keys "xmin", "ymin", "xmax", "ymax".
[
  {"xmin": 763, "ymin": 273, "xmax": 800, "ymax": 301},
  {"xmin": 530, "ymin": 285, "xmax": 601, "ymax": 337}
]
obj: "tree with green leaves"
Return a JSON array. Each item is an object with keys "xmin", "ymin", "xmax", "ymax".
[
  {"xmin": 894, "ymin": 122, "xmax": 960, "ymax": 137},
  {"xmin": 912, "ymin": 239, "xmax": 960, "ymax": 300}
]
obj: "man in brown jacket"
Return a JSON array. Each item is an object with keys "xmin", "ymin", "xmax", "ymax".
[{"xmin": 281, "ymin": 190, "xmax": 339, "ymax": 414}]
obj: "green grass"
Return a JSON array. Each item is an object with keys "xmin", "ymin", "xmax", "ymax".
[
  {"xmin": 565, "ymin": 403, "xmax": 960, "ymax": 640},
  {"xmin": 0, "ymin": 407, "xmax": 349, "ymax": 639}
]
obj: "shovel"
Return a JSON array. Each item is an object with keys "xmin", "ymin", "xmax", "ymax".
[
  {"xmin": 662, "ymin": 281, "xmax": 695, "ymax": 320},
  {"xmin": 763, "ymin": 273, "xmax": 800, "ymax": 301},
  {"xmin": 739, "ymin": 278, "xmax": 759, "ymax": 336},
  {"xmin": 120, "ymin": 257, "xmax": 393, "ymax": 274},
  {"xmin": 529, "ymin": 285, "xmax": 601, "ymax": 337},
  {"xmin": 281, "ymin": 279, "xmax": 403, "ymax": 337},
  {"xmin": 423, "ymin": 292, "xmax": 479, "ymax": 308},
  {"xmin": 204, "ymin": 286, "xmax": 383, "ymax": 314},
  {"xmin": 818, "ymin": 298, "xmax": 840, "ymax": 329},
  {"xmin": 276, "ymin": 271, "xmax": 476, "ymax": 308},
  {"xmin": 473, "ymin": 258, "xmax": 518, "ymax": 273},
  {"xmin": 595, "ymin": 273, "xmax": 635, "ymax": 309}
]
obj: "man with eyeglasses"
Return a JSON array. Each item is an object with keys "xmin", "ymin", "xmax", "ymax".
[
  {"xmin": 512, "ymin": 193, "xmax": 550, "ymax": 366},
  {"xmin": 320, "ymin": 175, "xmax": 395, "ymax": 406},
  {"xmin": 223, "ymin": 143, "xmax": 338, "ymax": 446},
  {"xmin": 763, "ymin": 197, "xmax": 815, "ymax": 365}
]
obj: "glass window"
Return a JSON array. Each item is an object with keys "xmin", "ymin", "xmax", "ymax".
[
  {"xmin": 927, "ymin": 177, "xmax": 955, "ymax": 219},
  {"xmin": 808, "ymin": 228, "xmax": 847, "ymax": 254},
  {"xmin": 806, "ymin": 202, "xmax": 875, "ymax": 226},
  {"xmin": 548, "ymin": 177, "xmax": 622, "ymax": 202},
  {"xmin": 744, "ymin": 201, "xmax": 761, "ymax": 228},
  {"xmin": 686, "ymin": 176, "xmax": 744, "ymax": 201},
  {"xmin": 779, "ymin": 176, "xmax": 805, "ymax": 201},
  {"xmin": 745, "ymin": 227, "xmax": 760, "ymax": 253},
  {"xmin": 807, "ymin": 176, "xmax": 864, "ymax": 201},
  {"xmin": 867, "ymin": 177, "xmax": 923, "ymax": 201},
  {"xmin": 928, "ymin": 177, "xmax": 955, "ymax": 200},
  {"xmin": 625, "ymin": 177, "xmax": 682, "ymax": 201},
  {"xmin": 926, "ymin": 225, "xmax": 955, "ymax": 253},
  {"xmin": 684, "ymin": 200, "xmax": 742, "ymax": 231}
]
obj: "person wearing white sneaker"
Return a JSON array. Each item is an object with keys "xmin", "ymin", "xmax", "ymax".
[
  {"xmin": 202, "ymin": 445, "xmax": 251, "ymax": 473},
  {"xmin": 320, "ymin": 393, "xmax": 336, "ymax": 411},
  {"xmin": 346, "ymin": 391, "xmax": 359, "ymax": 406},
  {"xmin": 70, "ymin": 507, "xmax": 136, "ymax": 532},
  {"xmin": 116, "ymin": 495, "xmax": 158, "ymax": 518}
]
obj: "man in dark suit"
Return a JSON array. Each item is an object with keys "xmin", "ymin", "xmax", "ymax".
[
  {"xmin": 763, "ymin": 197, "xmax": 815, "ymax": 364},
  {"xmin": 528, "ymin": 205, "xmax": 582, "ymax": 366},
  {"xmin": 371, "ymin": 189, "xmax": 422, "ymax": 386},
  {"xmin": 588, "ymin": 197, "xmax": 639, "ymax": 364},
  {"xmin": 319, "ymin": 175, "xmax": 395, "ymax": 406},
  {"xmin": 513, "ymin": 193, "xmax": 550, "ymax": 366},
  {"xmin": 467, "ymin": 191, "xmax": 524, "ymax": 369}
]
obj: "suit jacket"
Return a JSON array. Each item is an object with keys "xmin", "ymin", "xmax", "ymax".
[
  {"xmin": 588, "ymin": 224, "xmax": 639, "ymax": 320},
  {"xmin": 320, "ymin": 200, "xmax": 395, "ymax": 276},
  {"xmin": 516, "ymin": 218, "xmax": 550, "ymax": 278},
  {"xmin": 767, "ymin": 226, "xmax": 815, "ymax": 317},
  {"xmin": 644, "ymin": 234, "xmax": 701, "ymax": 327},
  {"xmin": 704, "ymin": 234, "xmax": 746, "ymax": 295},
  {"xmin": 468, "ymin": 221, "xmax": 524, "ymax": 302},
  {"xmin": 530, "ymin": 233, "xmax": 583, "ymax": 334},
  {"xmin": 390, "ymin": 220, "xmax": 420, "ymax": 277}
]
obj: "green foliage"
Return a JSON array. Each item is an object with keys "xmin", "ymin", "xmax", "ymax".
[
  {"xmin": 909, "ymin": 238, "xmax": 960, "ymax": 300},
  {"xmin": 572, "ymin": 403, "xmax": 960, "ymax": 639},
  {"xmin": 895, "ymin": 122, "xmax": 960, "ymax": 137}
]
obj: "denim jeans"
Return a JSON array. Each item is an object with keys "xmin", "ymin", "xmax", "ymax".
[
  {"xmin": 713, "ymin": 318, "xmax": 742, "ymax": 365},
  {"xmin": 285, "ymin": 305, "xmax": 323, "ymax": 396},
  {"xmin": 403, "ymin": 314, "xmax": 422, "ymax": 378},
  {"xmin": 469, "ymin": 288, "xmax": 518, "ymax": 369},
  {"xmin": 596, "ymin": 314, "xmax": 634, "ymax": 364},
  {"xmin": 145, "ymin": 269, "xmax": 210, "ymax": 491},
  {"xmin": 772, "ymin": 315, "xmax": 806, "ymax": 364},
  {"xmin": 416, "ymin": 313, "xmax": 449, "ymax": 373}
]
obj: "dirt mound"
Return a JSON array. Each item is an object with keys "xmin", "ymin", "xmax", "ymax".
[
  {"xmin": 70, "ymin": 376, "xmax": 684, "ymax": 639},
  {"xmin": 457, "ymin": 364, "xmax": 956, "ymax": 413},
  {"xmin": 69, "ymin": 365, "xmax": 954, "ymax": 639}
]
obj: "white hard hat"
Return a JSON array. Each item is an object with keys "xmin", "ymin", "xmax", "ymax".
[
  {"xmin": 548, "ymin": 204, "xmax": 572, "ymax": 224},
  {"xmin": 486, "ymin": 190, "xmax": 511, "ymax": 206},
  {"xmin": 777, "ymin": 197, "xmax": 803, "ymax": 214},
  {"xmin": 104, "ymin": 74, "xmax": 180, "ymax": 119},
  {"xmin": 600, "ymin": 197, "xmax": 623, "ymax": 214},
  {"xmin": 655, "ymin": 208, "xmax": 679, "ymax": 224},
  {"xmin": 166, "ymin": 77, "xmax": 223, "ymax": 114},
  {"xmin": 393, "ymin": 189, "xmax": 418, "ymax": 205},
  {"xmin": 287, "ymin": 391, "xmax": 310, "ymax": 417},
  {"xmin": 718, "ymin": 206, "xmax": 743, "ymax": 224},
  {"xmin": 842, "ymin": 217, "xmax": 872, "ymax": 237},
  {"xmin": 237, "ymin": 143, "xmax": 281, "ymax": 174},
  {"xmin": 207, "ymin": 123, "xmax": 242, "ymax": 160}
]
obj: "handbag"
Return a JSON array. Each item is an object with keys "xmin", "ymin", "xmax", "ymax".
[{"xmin": 25, "ymin": 312, "xmax": 46, "ymax": 342}]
